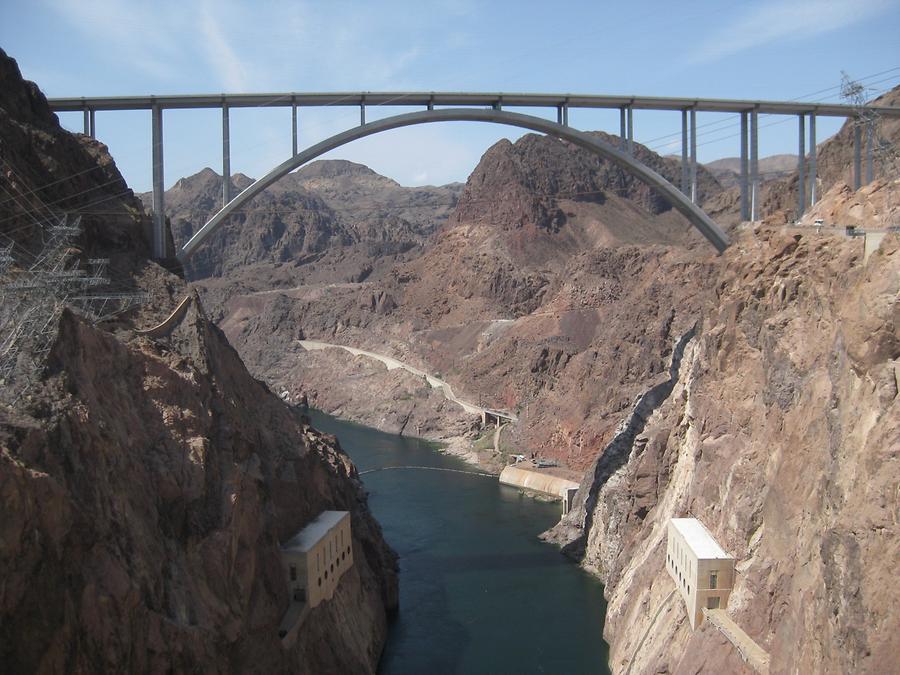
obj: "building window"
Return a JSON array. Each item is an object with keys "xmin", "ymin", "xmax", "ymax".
[
  {"xmin": 709, "ymin": 571, "xmax": 718, "ymax": 589},
  {"xmin": 707, "ymin": 596, "xmax": 720, "ymax": 610}
]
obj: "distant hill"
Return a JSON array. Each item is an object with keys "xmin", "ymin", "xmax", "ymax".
[
  {"xmin": 704, "ymin": 154, "xmax": 797, "ymax": 188},
  {"xmin": 138, "ymin": 161, "xmax": 463, "ymax": 281}
]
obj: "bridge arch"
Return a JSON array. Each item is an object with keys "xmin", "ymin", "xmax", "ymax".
[{"xmin": 177, "ymin": 108, "xmax": 729, "ymax": 262}]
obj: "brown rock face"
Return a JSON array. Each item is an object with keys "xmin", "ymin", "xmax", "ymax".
[
  {"xmin": 1, "ymin": 304, "xmax": 397, "ymax": 673},
  {"xmin": 0, "ymin": 48, "xmax": 157, "ymax": 275},
  {"xmin": 452, "ymin": 132, "xmax": 721, "ymax": 239},
  {"xmin": 0, "ymin": 47, "xmax": 397, "ymax": 674},
  {"xmin": 547, "ymin": 229, "xmax": 899, "ymax": 674}
]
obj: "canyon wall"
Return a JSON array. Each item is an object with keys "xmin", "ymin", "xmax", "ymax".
[
  {"xmin": 0, "ymin": 48, "xmax": 397, "ymax": 674},
  {"xmin": 548, "ymin": 227, "xmax": 898, "ymax": 673}
]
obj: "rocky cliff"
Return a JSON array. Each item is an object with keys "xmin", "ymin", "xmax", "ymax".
[
  {"xmin": 547, "ymin": 226, "xmax": 899, "ymax": 674},
  {"xmin": 0, "ymin": 48, "xmax": 397, "ymax": 674}
]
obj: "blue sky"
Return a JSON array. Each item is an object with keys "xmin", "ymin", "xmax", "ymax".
[{"xmin": 2, "ymin": 0, "xmax": 899, "ymax": 192}]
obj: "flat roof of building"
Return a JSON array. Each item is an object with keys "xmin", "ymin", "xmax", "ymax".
[
  {"xmin": 670, "ymin": 518, "xmax": 731, "ymax": 560},
  {"xmin": 282, "ymin": 511, "xmax": 349, "ymax": 553}
]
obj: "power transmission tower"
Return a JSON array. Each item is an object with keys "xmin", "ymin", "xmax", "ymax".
[{"xmin": 0, "ymin": 214, "xmax": 148, "ymax": 403}]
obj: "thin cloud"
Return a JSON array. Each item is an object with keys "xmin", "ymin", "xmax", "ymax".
[
  {"xmin": 687, "ymin": 0, "xmax": 894, "ymax": 65},
  {"xmin": 197, "ymin": 0, "xmax": 251, "ymax": 91},
  {"xmin": 46, "ymin": 0, "xmax": 181, "ymax": 81}
]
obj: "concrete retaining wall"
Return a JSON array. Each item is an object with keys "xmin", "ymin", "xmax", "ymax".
[{"xmin": 499, "ymin": 465, "xmax": 580, "ymax": 500}]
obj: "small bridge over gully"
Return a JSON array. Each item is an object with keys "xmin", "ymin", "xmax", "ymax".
[{"xmin": 48, "ymin": 92, "xmax": 900, "ymax": 261}]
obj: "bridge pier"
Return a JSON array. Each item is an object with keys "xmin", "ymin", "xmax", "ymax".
[
  {"xmin": 797, "ymin": 114, "xmax": 806, "ymax": 218},
  {"xmin": 627, "ymin": 106, "xmax": 633, "ymax": 154},
  {"xmin": 151, "ymin": 104, "xmax": 166, "ymax": 259},
  {"xmin": 82, "ymin": 109, "xmax": 95, "ymax": 138},
  {"xmin": 690, "ymin": 108, "xmax": 698, "ymax": 204},
  {"xmin": 619, "ymin": 107, "xmax": 627, "ymax": 150},
  {"xmin": 739, "ymin": 111, "xmax": 749, "ymax": 221},
  {"xmin": 150, "ymin": 103, "xmax": 166, "ymax": 260},
  {"xmin": 681, "ymin": 110, "xmax": 689, "ymax": 195},
  {"xmin": 809, "ymin": 114, "xmax": 817, "ymax": 206},
  {"xmin": 292, "ymin": 104, "xmax": 298, "ymax": 157},
  {"xmin": 360, "ymin": 102, "xmax": 366, "ymax": 126},
  {"xmin": 222, "ymin": 103, "xmax": 232, "ymax": 205},
  {"xmin": 853, "ymin": 124, "xmax": 862, "ymax": 189},
  {"xmin": 750, "ymin": 108, "xmax": 759, "ymax": 221},
  {"xmin": 865, "ymin": 119, "xmax": 874, "ymax": 184}
]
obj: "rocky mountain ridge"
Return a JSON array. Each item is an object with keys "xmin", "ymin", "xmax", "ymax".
[{"xmin": 140, "ymin": 160, "xmax": 463, "ymax": 283}]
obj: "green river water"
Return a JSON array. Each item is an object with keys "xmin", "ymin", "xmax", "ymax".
[{"xmin": 309, "ymin": 410, "xmax": 611, "ymax": 674}]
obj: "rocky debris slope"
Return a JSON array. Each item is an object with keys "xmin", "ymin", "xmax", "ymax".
[
  {"xmin": 546, "ymin": 228, "xmax": 899, "ymax": 674},
  {"xmin": 0, "ymin": 47, "xmax": 398, "ymax": 674},
  {"xmin": 704, "ymin": 154, "xmax": 797, "ymax": 190}
]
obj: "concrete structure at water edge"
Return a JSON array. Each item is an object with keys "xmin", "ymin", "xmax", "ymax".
[
  {"xmin": 499, "ymin": 461, "xmax": 581, "ymax": 504},
  {"xmin": 278, "ymin": 511, "xmax": 353, "ymax": 641},
  {"xmin": 666, "ymin": 518, "xmax": 735, "ymax": 629}
]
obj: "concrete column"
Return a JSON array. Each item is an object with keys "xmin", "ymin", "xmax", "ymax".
[
  {"xmin": 797, "ymin": 114, "xmax": 806, "ymax": 218},
  {"xmin": 690, "ymin": 109, "xmax": 698, "ymax": 203},
  {"xmin": 627, "ymin": 106, "xmax": 633, "ymax": 155},
  {"xmin": 222, "ymin": 104, "xmax": 232, "ymax": 205},
  {"xmin": 681, "ymin": 109, "xmax": 689, "ymax": 195},
  {"xmin": 563, "ymin": 105, "xmax": 569, "ymax": 127},
  {"xmin": 808, "ymin": 114, "xmax": 817, "ymax": 206},
  {"xmin": 619, "ymin": 107, "xmax": 627, "ymax": 150},
  {"xmin": 291, "ymin": 104, "xmax": 298, "ymax": 157},
  {"xmin": 83, "ymin": 109, "xmax": 89, "ymax": 135},
  {"xmin": 853, "ymin": 123, "xmax": 862, "ymax": 189},
  {"xmin": 865, "ymin": 120, "xmax": 874, "ymax": 184},
  {"xmin": 740, "ymin": 111, "xmax": 749, "ymax": 221},
  {"xmin": 750, "ymin": 108, "xmax": 759, "ymax": 221},
  {"xmin": 360, "ymin": 103, "xmax": 366, "ymax": 126},
  {"xmin": 89, "ymin": 109, "xmax": 95, "ymax": 138},
  {"xmin": 151, "ymin": 104, "xmax": 166, "ymax": 259},
  {"xmin": 557, "ymin": 106, "xmax": 563, "ymax": 125},
  {"xmin": 427, "ymin": 97, "xmax": 434, "ymax": 111}
]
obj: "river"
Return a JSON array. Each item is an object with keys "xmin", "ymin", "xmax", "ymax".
[{"xmin": 309, "ymin": 410, "xmax": 611, "ymax": 674}]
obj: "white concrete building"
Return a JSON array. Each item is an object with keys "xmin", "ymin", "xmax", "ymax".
[
  {"xmin": 282, "ymin": 511, "xmax": 353, "ymax": 610},
  {"xmin": 666, "ymin": 517, "xmax": 735, "ymax": 628}
]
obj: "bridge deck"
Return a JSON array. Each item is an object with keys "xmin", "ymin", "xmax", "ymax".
[{"xmin": 47, "ymin": 91, "xmax": 900, "ymax": 117}]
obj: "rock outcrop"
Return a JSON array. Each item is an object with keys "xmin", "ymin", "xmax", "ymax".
[
  {"xmin": 547, "ymin": 228, "xmax": 899, "ymax": 674},
  {"xmin": 0, "ymin": 47, "xmax": 397, "ymax": 674}
]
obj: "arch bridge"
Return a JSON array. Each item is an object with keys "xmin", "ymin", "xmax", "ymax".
[{"xmin": 47, "ymin": 91, "xmax": 900, "ymax": 261}]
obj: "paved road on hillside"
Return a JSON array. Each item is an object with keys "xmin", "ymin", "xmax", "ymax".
[{"xmin": 297, "ymin": 339, "xmax": 517, "ymax": 422}]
